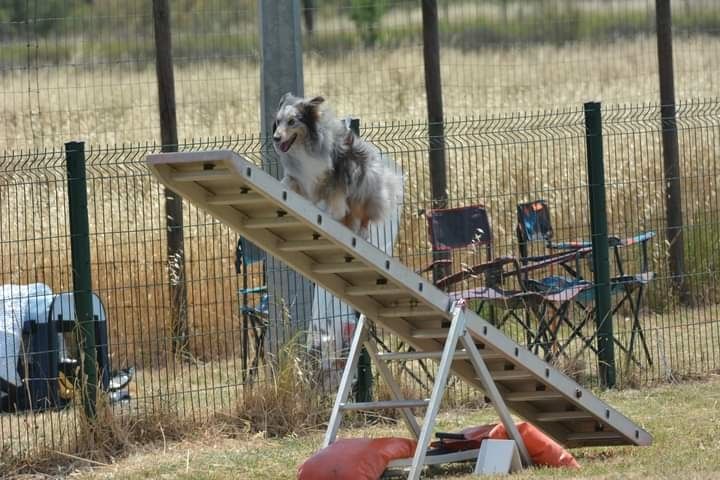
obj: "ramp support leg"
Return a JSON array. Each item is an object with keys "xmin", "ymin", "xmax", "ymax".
[
  {"xmin": 460, "ymin": 331, "xmax": 533, "ymax": 467},
  {"xmin": 406, "ymin": 303, "xmax": 466, "ymax": 479},
  {"xmin": 323, "ymin": 315, "xmax": 368, "ymax": 447}
]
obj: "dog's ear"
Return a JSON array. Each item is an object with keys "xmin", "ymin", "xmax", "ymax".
[
  {"xmin": 278, "ymin": 92, "xmax": 295, "ymax": 108},
  {"xmin": 299, "ymin": 96, "xmax": 325, "ymax": 121},
  {"xmin": 307, "ymin": 96, "xmax": 325, "ymax": 107}
]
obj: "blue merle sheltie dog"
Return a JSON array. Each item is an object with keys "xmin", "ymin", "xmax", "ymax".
[{"xmin": 272, "ymin": 93, "xmax": 401, "ymax": 238}]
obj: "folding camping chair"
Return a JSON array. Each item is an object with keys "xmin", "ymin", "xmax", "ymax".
[
  {"xmin": 420, "ymin": 206, "xmax": 539, "ymax": 333},
  {"xmin": 235, "ymin": 237, "xmax": 269, "ymax": 383},
  {"xmin": 420, "ymin": 205, "xmax": 592, "ymax": 354},
  {"xmin": 516, "ymin": 199, "xmax": 655, "ymax": 368}
]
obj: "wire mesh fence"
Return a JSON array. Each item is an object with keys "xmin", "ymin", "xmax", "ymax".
[
  {"xmin": 2, "ymin": 98, "xmax": 720, "ymax": 456},
  {"xmin": 2, "ymin": 1, "xmax": 720, "ymax": 150}
]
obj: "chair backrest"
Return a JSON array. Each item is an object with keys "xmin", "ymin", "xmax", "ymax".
[
  {"xmin": 426, "ymin": 205, "xmax": 493, "ymax": 259},
  {"xmin": 235, "ymin": 237, "xmax": 267, "ymax": 273},
  {"xmin": 516, "ymin": 200, "xmax": 553, "ymax": 260}
]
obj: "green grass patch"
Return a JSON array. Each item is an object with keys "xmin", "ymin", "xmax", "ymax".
[{"xmin": 58, "ymin": 376, "xmax": 720, "ymax": 480}]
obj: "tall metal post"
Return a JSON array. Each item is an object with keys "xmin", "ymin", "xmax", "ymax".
[
  {"xmin": 152, "ymin": 0, "xmax": 190, "ymax": 356},
  {"xmin": 584, "ymin": 102, "xmax": 615, "ymax": 388},
  {"xmin": 65, "ymin": 141, "xmax": 98, "ymax": 418},
  {"xmin": 655, "ymin": 0, "xmax": 690, "ymax": 305},
  {"xmin": 421, "ymin": 0, "xmax": 449, "ymax": 283},
  {"xmin": 259, "ymin": 0, "xmax": 313, "ymax": 349},
  {"xmin": 347, "ymin": 119, "xmax": 372, "ymax": 403}
]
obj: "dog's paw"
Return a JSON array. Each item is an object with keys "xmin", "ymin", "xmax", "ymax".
[
  {"xmin": 281, "ymin": 176, "xmax": 305, "ymax": 196},
  {"xmin": 324, "ymin": 195, "xmax": 349, "ymax": 222}
]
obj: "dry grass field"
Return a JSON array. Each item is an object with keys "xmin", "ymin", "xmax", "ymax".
[{"xmin": 2, "ymin": 37, "xmax": 719, "ymax": 151}]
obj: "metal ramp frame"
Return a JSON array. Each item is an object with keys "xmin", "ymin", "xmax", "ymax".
[{"xmin": 147, "ymin": 150, "xmax": 652, "ymax": 477}]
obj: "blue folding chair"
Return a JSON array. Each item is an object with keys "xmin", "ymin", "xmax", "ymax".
[
  {"xmin": 235, "ymin": 237, "xmax": 269, "ymax": 382},
  {"xmin": 421, "ymin": 205, "xmax": 593, "ymax": 359},
  {"xmin": 516, "ymin": 200, "xmax": 655, "ymax": 367}
]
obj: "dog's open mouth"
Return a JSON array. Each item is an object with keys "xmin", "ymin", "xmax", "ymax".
[{"xmin": 279, "ymin": 134, "xmax": 297, "ymax": 153}]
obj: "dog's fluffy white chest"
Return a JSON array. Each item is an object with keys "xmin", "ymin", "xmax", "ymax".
[{"xmin": 281, "ymin": 148, "xmax": 332, "ymax": 199}]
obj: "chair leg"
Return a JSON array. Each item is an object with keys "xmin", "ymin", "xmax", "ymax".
[
  {"xmin": 546, "ymin": 303, "xmax": 573, "ymax": 361},
  {"xmin": 529, "ymin": 302, "xmax": 570, "ymax": 362},
  {"xmin": 529, "ymin": 306, "xmax": 552, "ymax": 356},
  {"xmin": 559, "ymin": 308, "xmax": 599, "ymax": 363},
  {"xmin": 611, "ymin": 283, "xmax": 652, "ymax": 370},
  {"xmin": 628, "ymin": 284, "xmax": 653, "ymax": 367},
  {"xmin": 323, "ymin": 315, "xmax": 369, "ymax": 448},
  {"xmin": 248, "ymin": 313, "xmax": 267, "ymax": 382}
]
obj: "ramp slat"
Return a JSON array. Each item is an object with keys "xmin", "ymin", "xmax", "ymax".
[
  {"xmin": 505, "ymin": 391, "xmax": 564, "ymax": 402},
  {"xmin": 245, "ymin": 217, "xmax": 304, "ymax": 229},
  {"xmin": 313, "ymin": 262, "xmax": 373, "ymax": 274},
  {"xmin": 171, "ymin": 169, "xmax": 232, "ymax": 182},
  {"xmin": 340, "ymin": 399, "xmax": 429, "ymax": 410},
  {"xmin": 146, "ymin": 150, "xmax": 652, "ymax": 449},
  {"xmin": 378, "ymin": 307, "xmax": 438, "ymax": 318},
  {"xmin": 535, "ymin": 411, "xmax": 594, "ymax": 422},
  {"xmin": 411, "ymin": 328, "xmax": 450, "ymax": 339},
  {"xmin": 345, "ymin": 285, "xmax": 406, "ymax": 296},
  {"xmin": 207, "ymin": 192, "xmax": 267, "ymax": 205},
  {"xmin": 377, "ymin": 350, "xmax": 504, "ymax": 362},
  {"xmin": 279, "ymin": 239, "xmax": 338, "ymax": 252},
  {"xmin": 491, "ymin": 370, "xmax": 536, "ymax": 382}
]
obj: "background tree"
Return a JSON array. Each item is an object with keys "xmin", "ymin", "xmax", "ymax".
[{"xmin": 349, "ymin": 0, "xmax": 387, "ymax": 47}]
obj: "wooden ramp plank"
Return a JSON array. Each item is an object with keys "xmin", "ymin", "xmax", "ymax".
[{"xmin": 146, "ymin": 149, "xmax": 652, "ymax": 449}]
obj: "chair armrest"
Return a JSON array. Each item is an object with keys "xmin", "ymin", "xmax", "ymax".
[
  {"xmin": 417, "ymin": 258, "xmax": 452, "ymax": 275},
  {"xmin": 514, "ymin": 247, "xmax": 593, "ymax": 277},
  {"xmin": 619, "ymin": 230, "xmax": 656, "ymax": 246},
  {"xmin": 435, "ymin": 256, "xmax": 518, "ymax": 290},
  {"xmin": 548, "ymin": 240, "xmax": 592, "ymax": 250},
  {"xmin": 549, "ymin": 235, "xmax": 622, "ymax": 250},
  {"xmin": 238, "ymin": 285, "xmax": 268, "ymax": 295}
]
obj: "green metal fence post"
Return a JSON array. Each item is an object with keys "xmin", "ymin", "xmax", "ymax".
[
  {"xmin": 65, "ymin": 141, "xmax": 98, "ymax": 418},
  {"xmin": 584, "ymin": 102, "xmax": 616, "ymax": 388},
  {"xmin": 348, "ymin": 118, "xmax": 373, "ymax": 403}
]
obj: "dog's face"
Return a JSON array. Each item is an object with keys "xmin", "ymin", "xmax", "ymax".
[{"xmin": 272, "ymin": 94, "xmax": 324, "ymax": 154}]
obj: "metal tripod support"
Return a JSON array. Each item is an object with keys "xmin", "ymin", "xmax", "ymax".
[{"xmin": 323, "ymin": 302, "xmax": 532, "ymax": 479}]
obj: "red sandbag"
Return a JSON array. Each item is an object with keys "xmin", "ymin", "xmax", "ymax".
[
  {"xmin": 297, "ymin": 437, "xmax": 417, "ymax": 480},
  {"xmin": 489, "ymin": 421, "xmax": 580, "ymax": 468}
]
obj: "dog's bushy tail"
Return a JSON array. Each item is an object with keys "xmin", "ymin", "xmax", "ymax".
[
  {"xmin": 379, "ymin": 156, "xmax": 404, "ymax": 220},
  {"xmin": 361, "ymin": 150, "xmax": 403, "ymax": 225}
]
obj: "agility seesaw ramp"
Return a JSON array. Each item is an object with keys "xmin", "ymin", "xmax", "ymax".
[{"xmin": 147, "ymin": 150, "xmax": 651, "ymax": 478}]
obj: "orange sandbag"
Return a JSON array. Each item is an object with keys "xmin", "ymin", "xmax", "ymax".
[
  {"xmin": 489, "ymin": 421, "xmax": 580, "ymax": 468},
  {"xmin": 297, "ymin": 437, "xmax": 417, "ymax": 480}
]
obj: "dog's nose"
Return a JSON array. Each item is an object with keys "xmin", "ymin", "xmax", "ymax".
[{"xmin": 273, "ymin": 134, "xmax": 281, "ymax": 142}]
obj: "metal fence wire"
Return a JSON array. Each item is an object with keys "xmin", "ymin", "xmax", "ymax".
[
  {"xmin": 2, "ymin": 99, "xmax": 720, "ymax": 456},
  {"xmin": 2, "ymin": 1, "xmax": 720, "ymax": 150}
]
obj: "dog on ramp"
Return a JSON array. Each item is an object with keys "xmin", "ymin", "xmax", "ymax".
[{"xmin": 272, "ymin": 93, "xmax": 401, "ymax": 237}]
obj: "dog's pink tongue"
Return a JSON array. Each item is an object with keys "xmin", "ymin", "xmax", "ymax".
[{"xmin": 280, "ymin": 140, "xmax": 291, "ymax": 152}]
